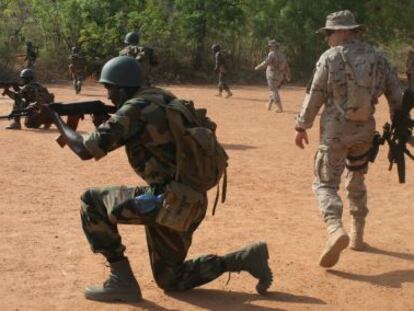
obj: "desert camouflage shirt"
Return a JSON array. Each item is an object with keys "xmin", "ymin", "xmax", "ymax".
[
  {"xmin": 296, "ymin": 39, "xmax": 402, "ymax": 136},
  {"xmin": 83, "ymin": 88, "xmax": 177, "ymax": 187},
  {"xmin": 256, "ymin": 49, "xmax": 290, "ymax": 81}
]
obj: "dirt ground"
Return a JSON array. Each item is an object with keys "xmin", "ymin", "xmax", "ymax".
[{"xmin": 0, "ymin": 82, "xmax": 413, "ymax": 311}]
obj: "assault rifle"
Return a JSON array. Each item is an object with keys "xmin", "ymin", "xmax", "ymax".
[
  {"xmin": 0, "ymin": 81, "xmax": 22, "ymax": 93},
  {"xmin": 371, "ymin": 89, "xmax": 414, "ymax": 183},
  {"xmin": 0, "ymin": 100, "xmax": 117, "ymax": 147}
]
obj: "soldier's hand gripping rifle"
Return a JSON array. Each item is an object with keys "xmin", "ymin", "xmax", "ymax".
[
  {"xmin": 0, "ymin": 100, "xmax": 116, "ymax": 146},
  {"xmin": 372, "ymin": 89, "xmax": 414, "ymax": 183}
]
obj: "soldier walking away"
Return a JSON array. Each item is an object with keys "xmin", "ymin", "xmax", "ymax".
[
  {"xmin": 406, "ymin": 50, "xmax": 414, "ymax": 91},
  {"xmin": 119, "ymin": 31, "xmax": 159, "ymax": 87},
  {"xmin": 42, "ymin": 56, "xmax": 272, "ymax": 303},
  {"xmin": 24, "ymin": 41, "xmax": 39, "ymax": 68},
  {"xmin": 294, "ymin": 10, "xmax": 402, "ymax": 268},
  {"xmin": 3, "ymin": 68, "xmax": 54, "ymax": 130},
  {"xmin": 212, "ymin": 44, "xmax": 233, "ymax": 98},
  {"xmin": 255, "ymin": 40, "xmax": 290, "ymax": 113},
  {"xmin": 69, "ymin": 47, "xmax": 87, "ymax": 94}
]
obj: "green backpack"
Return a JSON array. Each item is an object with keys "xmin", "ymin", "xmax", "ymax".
[{"xmin": 138, "ymin": 88, "xmax": 229, "ymax": 216}]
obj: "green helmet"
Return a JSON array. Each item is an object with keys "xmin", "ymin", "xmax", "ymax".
[
  {"xmin": 99, "ymin": 56, "xmax": 142, "ymax": 87},
  {"xmin": 71, "ymin": 46, "xmax": 80, "ymax": 54},
  {"xmin": 124, "ymin": 32, "xmax": 139, "ymax": 45},
  {"xmin": 20, "ymin": 68, "xmax": 34, "ymax": 79}
]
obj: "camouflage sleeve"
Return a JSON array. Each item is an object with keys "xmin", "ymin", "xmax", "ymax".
[
  {"xmin": 382, "ymin": 56, "xmax": 402, "ymax": 116},
  {"xmin": 83, "ymin": 101, "xmax": 146, "ymax": 160},
  {"xmin": 296, "ymin": 52, "xmax": 329, "ymax": 129}
]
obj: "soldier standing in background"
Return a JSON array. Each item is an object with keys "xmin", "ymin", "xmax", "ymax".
[
  {"xmin": 120, "ymin": 31, "xmax": 158, "ymax": 87},
  {"xmin": 212, "ymin": 44, "xmax": 233, "ymax": 98},
  {"xmin": 69, "ymin": 47, "xmax": 87, "ymax": 94},
  {"xmin": 406, "ymin": 50, "xmax": 414, "ymax": 91},
  {"xmin": 24, "ymin": 41, "xmax": 38, "ymax": 68},
  {"xmin": 3, "ymin": 68, "xmax": 54, "ymax": 129},
  {"xmin": 255, "ymin": 40, "xmax": 290, "ymax": 112},
  {"xmin": 295, "ymin": 10, "xmax": 402, "ymax": 268}
]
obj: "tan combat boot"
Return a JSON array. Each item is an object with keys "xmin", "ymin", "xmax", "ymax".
[
  {"xmin": 275, "ymin": 101, "xmax": 283, "ymax": 113},
  {"xmin": 319, "ymin": 226, "xmax": 349, "ymax": 268},
  {"xmin": 267, "ymin": 100, "xmax": 273, "ymax": 110},
  {"xmin": 6, "ymin": 118, "xmax": 21, "ymax": 130},
  {"xmin": 222, "ymin": 241, "xmax": 273, "ymax": 295},
  {"xmin": 84, "ymin": 258, "xmax": 142, "ymax": 302},
  {"xmin": 349, "ymin": 218, "xmax": 367, "ymax": 251}
]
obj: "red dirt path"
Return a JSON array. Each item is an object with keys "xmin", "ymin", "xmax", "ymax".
[{"xmin": 0, "ymin": 82, "xmax": 413, "ymax": 311}]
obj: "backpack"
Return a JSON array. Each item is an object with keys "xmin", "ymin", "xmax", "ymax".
[
  {"xmin": 138, "ymin": 88, "xmax": 229, "ymax": 221},
  {"xmin": 338, "ymin": 45, "xmax": 378, "ymax": 122}
]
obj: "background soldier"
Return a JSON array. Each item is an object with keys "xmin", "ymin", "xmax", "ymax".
[
  {"xmin": 406, "ymin": 49, "xmax": 414, "ymax": 91},
  {"xmin": 42, "ymin": 56, "xmax": 272, "ymax": 303},
  {"xmin": 69, "ymin": 46, "xmax": 87, "ymax": 94},
  {"xmin": 255, "ymin": 40, "xmax": 290, "ymax": 112},
  {"xmin": 212, "ymin": 44, "xmax": 233, "ymax": 98},
  {"xmin": 3, "ymin": 68, "xmax": 54, "ymax": 129},
  {"xmin": 119, "ymin": 31, "xmax": 158, "ymax": 87},
  {"xmin": 24, "ymin": 41, "xmax": 39, "ymax": 68},
  {"xmin": 294, "ymin": 10, "xmax": 402, "ymax": 268}
]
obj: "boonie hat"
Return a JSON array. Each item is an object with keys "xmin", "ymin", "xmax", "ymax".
[
  {"xmin": 267, "ymin": 39, "xmax": 279, "ymax": 47},
  {"xmin": 317, "ymin": 10, "xmax": 365, "ymax": 34}
]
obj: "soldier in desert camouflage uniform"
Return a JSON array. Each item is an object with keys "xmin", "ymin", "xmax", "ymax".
[
  {"xmin": 212, "ymin": 44, "xmax": 233, "ymax": 98},
  {"xmin": 295, "ymin": 10, "xmax": 402, "ymax": 268},
  {"xmin": 406, "ymin": 50, "xmax": 414, "ymax": 91},
  {"xmin": 42, "ymin": 56, "xmax": 272, "ymax": 303},
  {"xmin": 3, "ymin": 68, "xmax": 54, "ymax": 130},
  {"xmin": 69, "ymin": 47, "xmax": 86, "ymax": 94},
  {"xmin": 255, "ymin": 40, "xmax": 291, "ymax": 112},
  {"xmin": 119, "ymin": 31, "xmax": 158, "ymax": 87}
]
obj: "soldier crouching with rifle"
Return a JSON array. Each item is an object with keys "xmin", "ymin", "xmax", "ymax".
[
  {"xmin": 40, "ymin": 56, "xmax": 272, "ymax": 303},
  {"xmin": 2, "ymin": 68, "xmax": 54, "ymax": 130}
]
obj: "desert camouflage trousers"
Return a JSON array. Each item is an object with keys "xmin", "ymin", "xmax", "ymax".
[
  {"xmin": 266, "ymin": 73, "xmax": 283, "ymax": 110},
  {"xmin": 80, "ymin": 185, "xmax": 225, "ymax": 291},
  {"xmin": 312, "ymin": 137, "xmax": 372, "ymax": 230}
]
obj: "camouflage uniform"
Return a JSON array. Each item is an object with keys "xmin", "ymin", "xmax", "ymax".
[
  {"xmin": 406, "ymin": 50, "xmax": 414, "ymax": 91},
  {"xmin": 69, "ymin": 53, "xmax": 86, "ymax": 80},
  {"xmin": 25, "ymin": 43, "xmax": 38, "ymax": 68},
  {"xmin": 296, "ymin": 38, "xmax": 402, "ymax": 234},
  {"xmin": 255, "ymin": 41, "xmax": 290, "ymax": 112},
  {"xmin": 5, "ymin": 81, "xmax": 54, "ymax": 128},
  {"xmin": 81, "ymin": 88, "xmax": 225, "ymax": 290},
  {"xmin": 119, "ymin": 45, "xmax": 158, "ymax": 87},
  {"xmin": 214, "ymin": 49, "xmax": 232, "ymax": 97}
]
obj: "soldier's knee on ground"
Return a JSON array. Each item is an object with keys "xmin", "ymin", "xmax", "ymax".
[{"xmin": 154, "ymin": 269, "xmax": 181, "ymax": 291}]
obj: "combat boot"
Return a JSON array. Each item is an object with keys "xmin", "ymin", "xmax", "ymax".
[
  {"xmin": 349, "ymin": 218, "xmax": 367, "ymax": 251},
  {"xmin": 225, "ymin": 90, "xmax": 233, "ymax": 98},
  {"xmin": 275, "ymin": 102, "xmax": 283, "ymax": 113},
  {"xmin": 84, "ymin": 258, "xmax": 142, "ymax": 302},
  {"xmin": 319, "ymin": 226, "xmax": 349, "ymax": 268},
  {"xmin": 266, "ymin": 100, "xmax": 273, "ymax": 110},
  {"xmin": 6, "ymin": 118, "xmax": 21, "ymax": 130},
  {"xmin": 222, "ymin": 241, "xmax": 273, "ymax": 295}
]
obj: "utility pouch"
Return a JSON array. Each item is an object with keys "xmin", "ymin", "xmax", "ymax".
[{"xmin": 155, "ymin": 181, "xmax": 205, "ymax": 232}]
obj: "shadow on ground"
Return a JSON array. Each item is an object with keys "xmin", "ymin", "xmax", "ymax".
[{"xmin": 166, "ymin": 288, "xmax": 325, "ymax": 311}]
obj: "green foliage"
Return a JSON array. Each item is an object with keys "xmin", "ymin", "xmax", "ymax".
[{"xmin": 0, "ymin": 0, "xmax": 413, "ymax": 82}]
